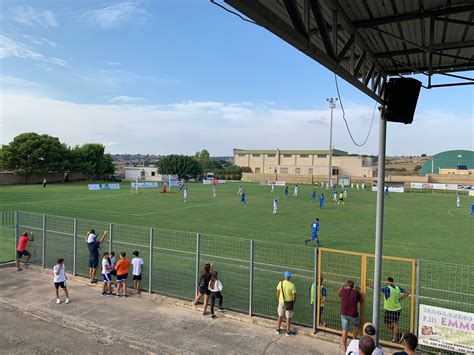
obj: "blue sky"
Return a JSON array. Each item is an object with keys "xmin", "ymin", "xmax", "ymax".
[{"xmin": 1, "ymin": 0, "xmax": 472, "ymax": 155}]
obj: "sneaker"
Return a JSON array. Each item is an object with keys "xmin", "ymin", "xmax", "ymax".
[
  {"xmin": 106, "ymin": 293, "xmax": 111, "ymax": 297},
  {"xmin": 319, "ymin": 322, "xmax": 327, "ymax": 327},
  {"xmin": 17, "ymin": 268, "xmax": 22, "ymax": 271},
  {"xmin": 56, "ymin": 299, "xmax": 61, "ymax": 304},
  {"xmin": 123, "ymin": 294, "xmax": 128, "ymax": 298},
  {"xmin": 218, "ymin": 306, "xmax": 224, "ymax": 310},
  {"xmin": 286, "ymin": 331, "xmax": 296, "ymax": 337},
  {"xmin": 117, "ymin": 294, "xmax": 122, "ymax": 298},
  {"xmin": 211, "ymin": 315, "xmax": 216, "ymax": 319},
  {"xmin": 65, "ymin": 298, "xmax": 70, "ymax": 304},
  {"xmin": 101, "ymin": 292, "xmax": 106, "ymax": 296},
  {"xmin": 275, "ymin": 329, "xmax": 281, "ymax": 335},
  {"xmin": 304, "ymin": 240, "xmax": 308, "ymax": 245}
]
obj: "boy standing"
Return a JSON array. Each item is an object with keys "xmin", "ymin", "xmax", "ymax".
[
  {"xmin": 16, "ymin": 231, "xmax": 34, "ymax": 271},
  {"xmin": 115, "ymin": 252, "xmax": 131, "ymax": 297},
  {"xmin": 53, "ymin": 258, "xmax": 70, "ymax": 304},
  {"xmin": 132, "ymin": 251, "xmax": 144, "ymax": 294},
  {"xmin": 101, "ymin": 251, "xmax": 113, "ymax": 296}
]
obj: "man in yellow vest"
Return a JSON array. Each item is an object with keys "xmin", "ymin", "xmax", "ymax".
[{"xmin": 381, "ymin": 276, "xmax": 408, "ymax": 343}]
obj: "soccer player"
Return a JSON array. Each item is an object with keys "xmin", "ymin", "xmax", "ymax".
[
  {"xmin": 212, "ymin": 185, "xmax": 217, "ymax": 198},
  {"xmin": 456, "ymin": 193, "xmax": 460, "ymax": 208},
  {"xmin": 16, "ymin": 231, "xmax": 34, "ymax": 271},
  {"xmin": 319, "ymin": 193, "xmax": 325, "ymax": 209},
  {"xmin": 305, "ymin": 218, "xmax": 320, "ymax": 246},
  {"xmin": 338, "ymin": 191, "xmax": 345, "ymax": 206},
  {"xmin": 311, "ymin": 188, "xmax": 316, "ymax": 203},
  {"xmin": 183, "ymin": 187, "xmax": 188, "ymax": 203},
  {"xmin": 53, "ymin": 258, "xmax": 69, "ymax": 304},
  {"xmin": 101, "ymin": 251, "xmax": 113, "ymax": 296},
  {"xmin": 132, "ymin": 250, "xmax": 144, "ymax": 294},
  {"xmin": 344, "ymin": 187, "xmax": 348, "ymax": 198},
  {"xmin": 293, "ymin": 184, "xmax": 299, "ymax": 197},
  {"xmin": 384, "ymin": 186, "xmax": 390, "ymax": 198},
  {"xmin": 240, "ymin": 190, "xmax": 246, "ymax": 207},
  {"xmin": 333, "ymin": 189, "xmax": 337, "ymax": 202},
  {"xmin": 284, "ymin": 186, "xmax": 289, "ymax": 198},
  {"xmin": 238, "ymin": 184, "xmax": 243, "ymax": 195},
  {"xmin": 43, "ymin": 177, "xmax": 47, "ymax": 188},
  {"xmin": 271, "ymin": 182, "xmax": 275, "ymax": 193},
  {"xmin": 273, "ymin": 198, "xmax": 278, "ymax": 215}
]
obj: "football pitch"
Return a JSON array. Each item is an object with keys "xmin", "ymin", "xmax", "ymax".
[{"xmin": 0, "ymin": 181, "xmax": 472, "ymax": 265}]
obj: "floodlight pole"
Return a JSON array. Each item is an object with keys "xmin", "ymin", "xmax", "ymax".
[
  {"xmin": 327, "ymin": 98, "xmax": 338, "ymax": 186},
  {"xmin": 372, "ymin": 106, "xmax": 387, "ymax": 345}
]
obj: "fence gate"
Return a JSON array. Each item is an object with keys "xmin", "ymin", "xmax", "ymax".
[{"xmin": 316, "ymin": 248, "xmax": 415, "ymax": 348}]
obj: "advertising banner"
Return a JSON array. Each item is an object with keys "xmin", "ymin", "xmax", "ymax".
[
  {"xmin": 372, "ymin": 186, "xmax": 405, "ymax": 193},
  {"xmin": 131, "ymin": 182, "xmax": 158, "ymax": 188},
  {"xmin": 410, "ymin": 183, "xmax": 424, "ymax": 189},
  {"xmin": 418, "ymin": 304, "xmax": 474, "ymax": 354},
  {"xmin": 88, "ymin": 183, "xmax": 120, "ymax": 191},
  {"xmin": 265, "ymin": 181, "xmax": 286, "ymax": 186}
]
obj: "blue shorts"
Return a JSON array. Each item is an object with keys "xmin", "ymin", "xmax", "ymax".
[
  {"xmin": 341, "ymin": 315, "xmax": 360, "ymax": 330},
  {"xmin": 117, "ymin": 273, "xmax": 128, "ymax": 282},
  {"xmin": 310, "ymin": 235, "xmax": 318, "ymax": 240},
  {"xmin": 102, "ymin": 273, "xmax": 112, "ymax": 283}
]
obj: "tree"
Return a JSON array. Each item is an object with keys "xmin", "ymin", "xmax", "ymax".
[
  {"xmin": 70, "ymin": 144, "xmax": 115, "ymax": 179},
  {"xmin": 157, "ymin": 155, "xmax": 202, "ymax": 180},
  {"xmin": 195, "ymin": 149, "xmax": 212, "ymax": 171},
  {"xmin": 0, "ymin": 132, "xmax": 69, "ymax": 179}
]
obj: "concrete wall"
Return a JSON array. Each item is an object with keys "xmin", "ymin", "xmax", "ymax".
[{"xmin": 0, "ymin": 172, "xmax": 88, "ymax": 185}]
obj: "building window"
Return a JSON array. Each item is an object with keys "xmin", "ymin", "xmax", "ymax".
[
  {"xmin": 255, "ymin": 168, "xmax": 261, "ymax": 173},
  {"xmin": 308, "ymin": 168, "xmax": 313, "ymax": 174},
  {"xmin": 283, "ymin": 154, "xmax": 292, "ymax": 158},
  {"xmin": 295, "ymin": 168, "xmax": 301, "ymax": 174},
  {"xmin": 252, "ymin": 154, "xmax": 260, "ymax": 157},
  {"xmin": 238, "ymin": 154, "xmax": 245, "ymax": 157},
  {"xmin": 280, "ymin": 167, "xmax": 288, "ymax": 173},
  {"xmin": 317, "ymin": 154, "xmax": 327, "ymax": 158},
  {"xmin": 267, "ymin": 154, "xmax": 276, "ymax": 158},
  {"xmin": 151, "ymin": 171, "xmax": 156, "ymax": 176},
  {"xmin": 300, "ymin": 154, "xmax": 309, "ymax": 158}
]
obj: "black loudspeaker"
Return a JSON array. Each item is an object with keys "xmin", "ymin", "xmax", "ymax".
[{"xmin": 382, "ymin": 77, "xmax": 422, "ymax": 124}]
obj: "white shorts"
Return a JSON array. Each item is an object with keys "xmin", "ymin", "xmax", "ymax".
[{"xmin": 277, "ymin": 303, "xmax": 294, "ymax": 319}]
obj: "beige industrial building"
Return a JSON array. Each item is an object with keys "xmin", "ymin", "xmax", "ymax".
[{"xmin": 233, "ymin": 149, "xmax": 374, "ymax": 178}]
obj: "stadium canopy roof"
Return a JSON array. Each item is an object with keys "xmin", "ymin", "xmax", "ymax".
[{"xmin": 222, "ymin": 0, "xmax": 474, "ymax": 104}]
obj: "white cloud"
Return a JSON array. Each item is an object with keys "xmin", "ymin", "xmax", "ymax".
[
  {"xmin": 105, "ymin": 61, "xmax": 120, "ymax": 66},
  {"xmin": 1, "ymin": 75, "xmax": 40, "ymax": 88},
  {"xmin": 81, "ymin": 2, "xmax": 147, "ymax": 29},
  {"xmin": 22, "ymin": 35, "xmax": 56, "ymax": 47},
  {"xmin": 1, "ymin": 92, "xmax": 471, "ymax": 156},
  {"xmin": 0, "ymin": 35, "xmax": 66, "ymax": 66},
  {"xmin": 12, "ymin": 6, "xmax": 58, "ymax": 28},
  {"xmin": 109, "ymin": 95, "xmax": 144, "ymax": 103}
]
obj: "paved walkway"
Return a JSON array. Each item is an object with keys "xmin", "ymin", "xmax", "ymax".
[{"xmin": 0, "ymin": 265, "xmax": 343, "ymax": 354}]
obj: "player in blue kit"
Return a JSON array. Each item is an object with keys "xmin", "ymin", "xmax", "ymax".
[
  {"xmin": 305, "ymin": 218, "xmax": 320, "ymax": 246},
  {"xmin": 240, "ymin": 190, "xmax": 246, "ymax": 207},
  {"xmin": 319, "ymin": 193, "xmax": 325, "ymax": 209},
  {"xmin": 311, "ymin": 189, "xmax": 316, "ymax": 203},
  {"xmin": 284, "ymin": 186, "xmax": 289, "ymax": 198}
]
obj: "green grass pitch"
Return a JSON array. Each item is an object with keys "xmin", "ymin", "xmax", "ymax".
[{"xmin": 0, "ymin": 181, "xmax": 472, "ymax": 265}]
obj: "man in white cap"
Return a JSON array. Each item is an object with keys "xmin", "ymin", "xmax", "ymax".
[
  {"xmin": 346, "ymin": 322, "xmax": 384, "ymax": 354},
  {"xmin": 275, "ymin": 271, "xmax": 296, "ymax": 337}
]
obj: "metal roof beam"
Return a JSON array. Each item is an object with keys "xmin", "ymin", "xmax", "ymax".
[
  {"xmin": 434, "ymin": 16, "xmax": 474, "ymax": 27},
  {"xmin": 309, "ymin": 0, "xmax": 336, "ymax": 59},
  {"xmin": 336, "ymin": 35, "xmax": 354, "ymax": 63},
  {"xmin": 385, "ymin": 62, "xmax": 474, "ymax": 75},
  {"xmin": 283, "ymin": 0, "xmax": 309, "ymax": 39},
  {"xmin": 371, "ymin": 40, "xmax": 474, "ymax": 58},
  {"xmin": 353, "ymin": 4, "xmax": 474, "ymax": 28}
]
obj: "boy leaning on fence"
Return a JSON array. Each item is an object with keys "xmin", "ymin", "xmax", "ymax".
[{"xmin": 276, "ymin": 271, "xmax": 296, "ymax": 337}]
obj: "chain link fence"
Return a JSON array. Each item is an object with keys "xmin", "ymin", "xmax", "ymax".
[{"xmin": 2, "ymin": 211, "xmax": 472, "ymax": 354}]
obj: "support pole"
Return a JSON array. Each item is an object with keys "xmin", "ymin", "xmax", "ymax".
[
  {"xmin": 42, "ymin": 214, "xmax": 46, "ymax": 268},
  {"xmin": 195, "ymin": 233, "xmax": 200, "ymax": 296},
  {"xmin": 414, "ymin": 260, "xmax": 421, "ymax": 336},
  {"xmin": 108, "ymin": 223, "xmax": 113, "ymax": 254},
  {"xmin": 327, "ymin": 98, "xmax": 337, "ymax": 186},
  {"xmin": 149, "ymin": 227, "xmax": 154, "ymax": 294},
  {"xmin": 312, "ymin": 248, "xmax": 318, "ymax": 333},
  {"xmin": 73, "ymin": 218, "xmax": 77, "ymax": 276},
  {"xmin": 15, "ymin": 211, "xmax": 19, "ymax": 258},
  {"xmin": 372, "ymin": 109, "xmax": 387, "ymax": 344},
  {"xmin": 249, "ymin": 240, "xmax": 254, "ymax": 316}
]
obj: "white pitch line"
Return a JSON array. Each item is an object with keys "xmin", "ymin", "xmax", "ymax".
[
  {"xmin": 447, "ymin": 208, "xmax": 466, "ymax": 218},
  {"xmin": 0, "ymin": 192, "xmax": 131, "ymax": 207}
]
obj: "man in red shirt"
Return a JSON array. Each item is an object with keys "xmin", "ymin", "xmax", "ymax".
[
  {"xmin": 16, "ymin": 231, "xmax": 34, "ymax": 271},
  {"xmin": 339, "ymin": 280, "xmax": 362, "ymax": 353}
]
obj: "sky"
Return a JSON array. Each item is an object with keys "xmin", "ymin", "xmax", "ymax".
[{"xmin": 0, "ymin": 0, "xmax": 472, "ymax": 156}]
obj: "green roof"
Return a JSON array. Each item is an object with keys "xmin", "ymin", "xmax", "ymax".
[
  {"xmin": 419, "ymin": 150, "xmax": 474, "ymax": 176},
  {"xmin": 233, "ymin": 148, "xmax": 348, "ymax": 156}
]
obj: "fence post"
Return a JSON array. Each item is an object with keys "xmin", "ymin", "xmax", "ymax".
[
  {"xmin": 108, "ymin": 223, "xmax": 113, "ymax": 253},
  {"xmin": 149, "ymin": 227, "xmax": 154, "ymax": 294},
  {"xmin": 15, "ymin": 211, "xmax": 19, "ymax": 258},
  {"xmin": 42, "ymin": 214, "xmax": 46, "ymax": 268},
  {"xmin": 195, "ymin": 233, "xmax": 200, "ymax": 296},
  {"xmin": 249, "ymin": 239, "xmax": 254, "ymax": 316},
  {"xmin": 414, "ymin": 260, "xmax": 421, "ymax": 336},
  {"xmin": 312, "ymin": 247, "xmax": 318, "ymax": 333},
  {"xmin": 73, "ymin": 218, "xmax": 77, "ymax": 276}
]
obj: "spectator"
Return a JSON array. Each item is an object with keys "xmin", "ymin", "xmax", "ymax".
[
  {"xmin": 53, "ymin": 258, "xmax": 69, "ymax": 304},
  {"xmin": 276, "ymin": 271, "xmax": 296, "ymax": 337},
  {"xmin": 339, "ymin": 280, "xmax": 362, "ymax": 353},
  {"xmin": 208, "ymin": 271, "xmax": 223, "ymax": 319},
  {"xmin": 193, "ymin": 263, "xmax": 213, "ymax": 315},
  {"xmin": 309, "ymin": 274, "xmax": 327, "ymax": 326},
  {"xmin": 358, "ymin": 335, "xmax": 376, "ymax": 355},
  {"xmin": 115, "ymin": 252, "xmax": 130, "ymax": 297},
  {"xmin": 16, "ymin": 231, "xmax": 34, "ymax": 271},
  {"xmin": 85, "ymin": 229, "xmax": 108, "ymax": 284},
  {"xmin": 132, "ymin": 251, "xmax": 144, "ymax": 294},
  {"xmin": 101, "ymin": 252, "xmax": 113, "ymax": 296},
  {"xmin": 393, "ymin": 333, "xmax": 418, "ymax": 355},
  {"xmin": 346, "ymin": 322, "xmax": 384, "ymax": 355},
  {"xmin": 109, "ymin": 251, "xmax": 117, "ymax": 284}
]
